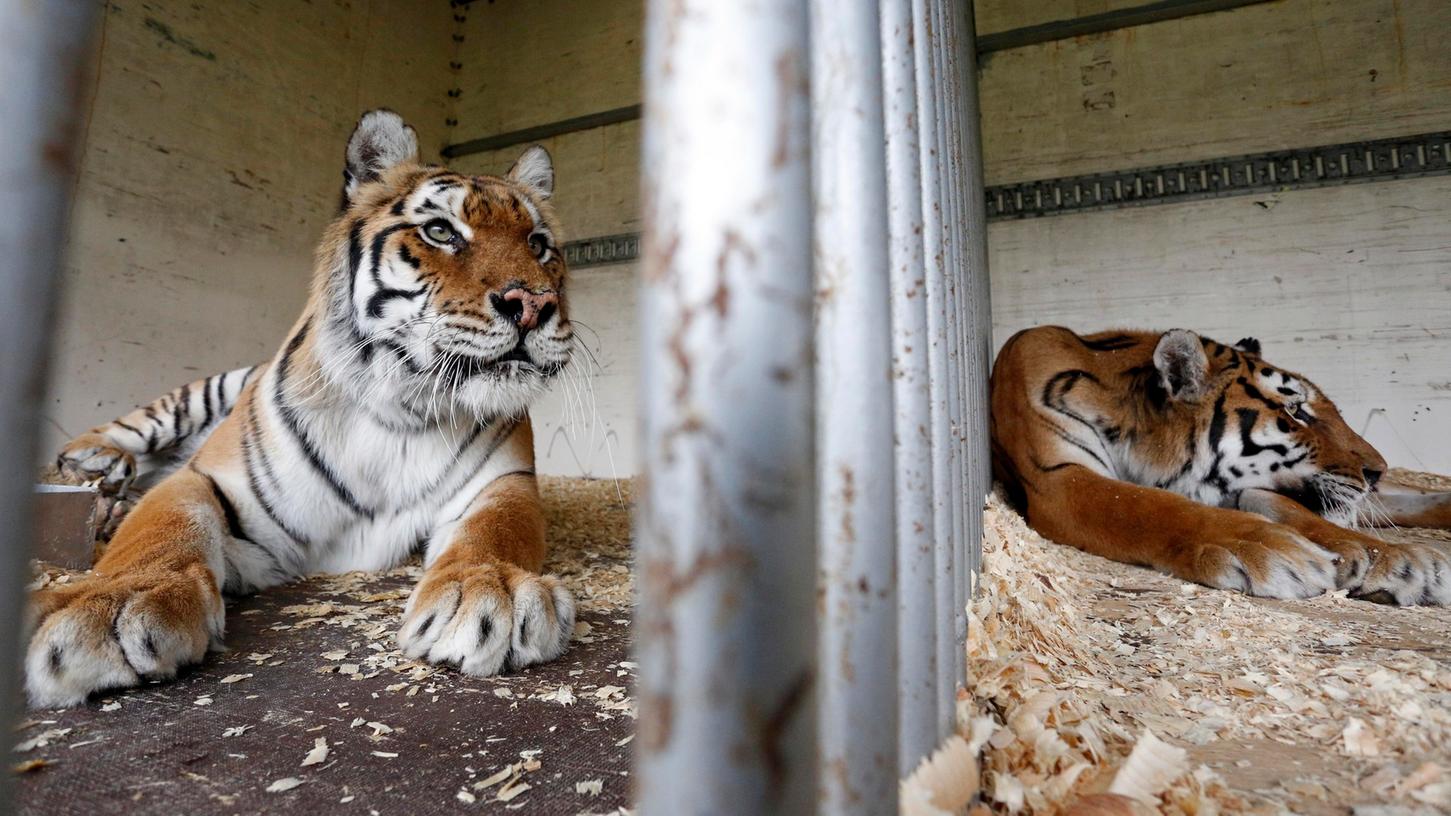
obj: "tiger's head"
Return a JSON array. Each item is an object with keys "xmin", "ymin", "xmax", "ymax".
[
  {"xmin": 1152, "ymin": 329, "xmax": 1387, "ymax": 523},
  {"xmin": 315, "ymin": 109, "xmax": 571, "ymax": 422}
]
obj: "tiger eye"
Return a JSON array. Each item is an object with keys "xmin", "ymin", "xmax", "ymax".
[{"xmin": 423, "ymin": 220, "xmax": 455, "ymax": 243}]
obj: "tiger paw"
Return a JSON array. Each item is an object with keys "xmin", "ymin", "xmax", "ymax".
[
  {"xmin": 57, "ymin": 433, "xmax": 136, "ymax": 496},
  {"xmin": 25, "ymin": 565, "xmax": 224, "ymax": 708},
  {"xmin": 1352, "ymin": 541, "xmax": 1451, "ymax": 606},
  {"xmin": 398, "ymin": 561, "xmax": 575, "ymax": 677},
  {"xmin": 1189, "ymin": 519, "xmax": 1339, "ymax": 600}
]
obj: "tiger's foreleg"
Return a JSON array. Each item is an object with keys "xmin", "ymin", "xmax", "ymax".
[
  {"xmin": 1360, "ymin": 479, "xmax": 1451, "ymax": 530},
  {"xmin": 397, "ymin": 470, "xmax": 575, "ymax": 676},
  {"xmin": 1025, "ymin": 465, "xmax": 1339, "ymax": 599},
  {"xmin": 25, "ymin": 466, "xmax": 235, "ymax": 707},
  {"xmin": 1239, "ymin": 488, "xmax": 1450, "ymax": 605}
]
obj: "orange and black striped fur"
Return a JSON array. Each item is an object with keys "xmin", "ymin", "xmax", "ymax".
[
  {"xmin": 33, "ymin": 110, "xmax": 576, "ymax": 707},
  {"xmin": 991, "ymin": 326, "xmax": 1451, "ymax": 605}
]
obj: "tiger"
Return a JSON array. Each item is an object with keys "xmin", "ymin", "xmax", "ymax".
[
  {"xmin": 990, "ymin": 325, "xmax": 1451, "ymax": 606},
  {"xmin": 29, "ymin": 109, "xmax": 577, "ymax": 707}
]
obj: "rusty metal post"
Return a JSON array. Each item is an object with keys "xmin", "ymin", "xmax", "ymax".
[
  {"xmin": 635, "ymin": 0, "xmax": 818, "ymax": 813},
  {"xmin": 0, "ymin": 0, "xmax": 99, "ymax": 804},
  {"xmin": 810, "ymin": 0, "xmax": 898, "ymax": 810},
  {"xmin": 910, "ymin": 0, "xmax": 958, "ymax": 739},
  {"xmin": 928, "ymin": 0, "xmax": 966, "ymax": 694},
  {"xmin": 956, "ymin": 1, "xmax": 993, "ymax": 587},
  {"xmin": 881, "ymin": 0, "xmax": 940, "ymax": 775}
]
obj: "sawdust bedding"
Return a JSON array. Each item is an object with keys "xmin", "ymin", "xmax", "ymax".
[
  {"xmin": 29, "ymin": 472, "xmax": 1451, "ymax": 815},
  {"xmin": 909, "ymin": 468, "xmax": 1451, "ymax": 816}
]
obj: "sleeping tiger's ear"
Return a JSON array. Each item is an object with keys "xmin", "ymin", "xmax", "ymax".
[
  {"xmin": 341, "ymin": 109, "xmax": 419, "ymax": 208},
  {"xmin": 1234, "ymin": 336, "xmax": 1262, "ymax": 356},
  {"xmin": 1153, "ymin": 329, "xmax": 1210, "ymax": 403},
  {"xmin": 507, "ymin": 145, "xmax": 554, "ymax": 200}
]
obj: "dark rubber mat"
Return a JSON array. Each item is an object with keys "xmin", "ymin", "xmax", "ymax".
[{"xmin": 14, "ymin": 572, "xmax": 635, "ymax": 815}]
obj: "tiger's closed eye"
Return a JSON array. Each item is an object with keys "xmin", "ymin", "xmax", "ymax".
[
  {"xmin": 422, "ymin": 219, "xmax": 457, "ymax": 245},
  {"xmin": 1287, "ymin": 403, "xmax": 1314, "ymax": 425}
]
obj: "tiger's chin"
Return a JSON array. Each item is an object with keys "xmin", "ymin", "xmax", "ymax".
[
  {"xmin": 1276, "ymin": 478, "xmax": 1369, "ymax": 527},
  {"xmin": 443, "ymin": 360, "xmax": 558, "ymax": 422}
]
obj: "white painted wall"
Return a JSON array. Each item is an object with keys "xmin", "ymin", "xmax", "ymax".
[
  {"xmin": 989, "ymin": 178, "xmax": 1451, "ymax": 473},
  {"xmin": 45, "ymin": 0, "xmax": 454, "ymax": 455}
]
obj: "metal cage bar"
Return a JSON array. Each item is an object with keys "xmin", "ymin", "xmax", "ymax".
[
  {"xmin": 910, "ymin": 0, "xmax": 960, "ymax": 739},
  {"xmin": 810, "ymin": 0, "xmax": 900, "ymax": 811},
  {"xmin": 636, "ymin": 0, "xmax": 993, "ymax": 808},
  {"xmin": 881, "ymin": 0, "xmax": 941, "ymax": 776},
  {"xmin": 635, "ymin": 0, "xmax": 819, "ymax": 813},
  {"xmin": 0, "ymin": 3, "xmax": 99, "ymax": 808}
]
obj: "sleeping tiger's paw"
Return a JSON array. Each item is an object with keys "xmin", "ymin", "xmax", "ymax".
[
  {"xmin": 1191, "ymin": 519, "xmax": 1339, "ymax": 600},
  {"xmin": 25, "ymin": 565, "xmax": 224, "ymax": 708},
  {"xmin": 57, "ymin": 433, "xmax": 136, "ymax": 496},
  {"xmin": 1352, "ymin": 541, "xmax": 1451, "ymax": 606},
  {"xmin": 398, "ymin": 561, "xmax": 575, "ymax": 677}
]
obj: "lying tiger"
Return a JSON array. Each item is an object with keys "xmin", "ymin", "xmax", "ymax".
[
  {"xmin": 991, "ymin": 326, "xmax": 1451, "ymax": 605},
  {"xmin": 30, "ymin": 110, "xmax": 576, "ymax": 707}
]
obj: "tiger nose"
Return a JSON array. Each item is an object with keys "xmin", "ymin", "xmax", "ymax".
[
  {"xmin": 1363, "ymin": 467, "xmax": 1383, "ymax": 488},
  {"xmin": 492, "ymin": 288, "xmax": 558, "ymax": 332}
]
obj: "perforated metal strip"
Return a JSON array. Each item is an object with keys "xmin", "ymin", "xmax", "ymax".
[
  {"xmin": 561, "ymin": 132, "xmax": 1451, "ymax": 265},
  {"xmin": 986, "ymin": 131, "xmax": 1451, "ymax": 220}
]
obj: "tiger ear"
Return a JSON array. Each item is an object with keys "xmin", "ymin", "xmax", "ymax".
[
  {"xmin": 1234, "ymin": 336, "xmax": 1262, "ymax": 356},
  {"xmin": 342, "ymin": 109, "xmax": 419, "ymax": 207},
  {"xmin": 507, "ymin": 145, "xmax": 554, "ymax": 200},
  {"xmin": 1153, "ymin": 329, "xmax": 1210, "ymax": 403}
]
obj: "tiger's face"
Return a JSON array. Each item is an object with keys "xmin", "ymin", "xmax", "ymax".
[
  {"xmin": 1182, "ymin": 335, "xmax": 1387, "ymax": 523},
  {"xmin": 320, "ymin": 111, "xmax": 571, "ymax": 421}
]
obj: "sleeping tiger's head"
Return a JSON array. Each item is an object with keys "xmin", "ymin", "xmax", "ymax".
[
  {"xmin": 1152, "ymin": 329, "xmax": 1387, "ymax": 523},
  {"xmin": 317, "ymin": 109, "xmax": 571, "ymax": 420}
]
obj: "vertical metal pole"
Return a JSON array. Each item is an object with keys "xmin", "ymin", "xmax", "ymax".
[
  {"xmin": 636, "ymin": 0, "xmax": 817, "ymax": 813},
  {"xmin": 928, "ymin": 0, "xmax": 967, "ymax": 694},
  {"xmin": 880, "ymin": 0, "xmax": 939, "ymax": 776},
  {"xmin": 0, "ymin": 2, "xmax": 99, "ymax": 806},
  {"xmin": 811, "ymin": 0, "xmax": 898, "ymax": 810},
  {"xmin": 956, "ymin": 1, "xmax": 993, "ymax": 587},
  {"xmin": 910, "ymin": 0, "xmax": 957, "ymax": 739}
]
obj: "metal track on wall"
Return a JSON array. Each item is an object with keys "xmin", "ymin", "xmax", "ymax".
[
  {"xmin": 561, "ymin": 132, "xmax": 1451, "ymax": 267},
  {"xmin": 987, "ymin": 131, "xmax": 1451, "ymax": 220},
  {"xmin": 563, "ymin": 233, "xmax": 641, "ymax": 270}
]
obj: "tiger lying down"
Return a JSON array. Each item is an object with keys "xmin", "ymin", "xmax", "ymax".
[
  {"xmin": 30, "ymin": 110, "xmax": 577, "ymax": 707},
  {"xmin": 991, "ymin": 326, "xmax": 1451, "ymax": 606}
]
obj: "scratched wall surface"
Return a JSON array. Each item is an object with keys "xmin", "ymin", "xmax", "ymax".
[
  {"xmin": 44, "ymin": 0, "xmax": 454, "ymax": 455},
  {"xmin": 449, "ymin": 0, "xmax": 644, "ymax": 478}
]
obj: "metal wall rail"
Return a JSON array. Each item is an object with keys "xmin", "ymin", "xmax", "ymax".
[
  {"xmin": 986, "ymin": 131, "xmax": 1451, "ymax": 220},
  {"xmin": 0, "ymin": 0, "xmax": 100, "ymax": 809},
  {"xmin": 976, "ymin": 0, "xmax": 1274, "ymax": 55},
  {"xmin": 635, "ymin": 0, "xmax": 989, "ymax": 811}
]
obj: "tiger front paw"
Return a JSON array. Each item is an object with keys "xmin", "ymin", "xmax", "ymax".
[
  {"xmin": 25, "ymin": 565, "xmax": 223, "ymax": 708},
  {"xmin": 398, "ymin": 561, "xmax": 575, "ymax": 677},
  {"xmin": 1189, "ymin": 518, "xmax": 1339, "ymax": 600},
  {"xmin": 57, "ymin": 433, "xmax": 136, "ymax": 496},
  {"xmin": 1351, "ymin": 541, "xmax": 1451, "ymax": 606}
]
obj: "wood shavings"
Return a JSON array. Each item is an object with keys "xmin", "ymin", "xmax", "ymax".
[
  {"xmin": 15, "ymin": 728, "xmax": 71, "ymax": 753},
  {"xmin": 576, "ymin": 779, "xmax": 604, "ymax": 796},
  {"xmin": 935, "ymin": 492, "xmax": 1451, "ymax": 814},
  {"xmin": 219, "ymin": 673, "xmax": 252, "ymax": 684},
  {"xmin": 496, "ymin": 780, "xmax": 532, "ymax": 802},
  {"xmin": 301, "ymin": 737, "xmax": 328, "ymax": 767},
  {"xmin": 901, "ymin": 736, "xmax": 979, "ymax": 816},
  {"xmin": 11, "ymin": 759, "xmax": 51, "ymax": 774},
  {"xmin": 98, "ymin": 702, "xmax": 120, "ymax": 712},
  {"xmin": 193, "ymin": 696, "xmax": 213, "ymax": 706},
  {"xmin": 265, "ymin": 777, "xmax": 304, "ymax": 793},
  {"xmin": 222, "ymin": 726, "xmax": 252, "ymax": 738},
  {"xmin": 1108, "ymin": 730, "xmax": 1188, "ymax": 804},
  {"xmin": 538, "ymin": 684, "xmax": 577, "ymax": 705}
]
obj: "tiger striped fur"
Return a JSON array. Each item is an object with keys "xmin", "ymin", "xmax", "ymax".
[
  {"xmin": 30, "ymin": 110, "xmax": 576, "ymax": 707},
  {"xmin": 991, "ymin": 326, "xmax": 1451, "ymax": 606}
]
